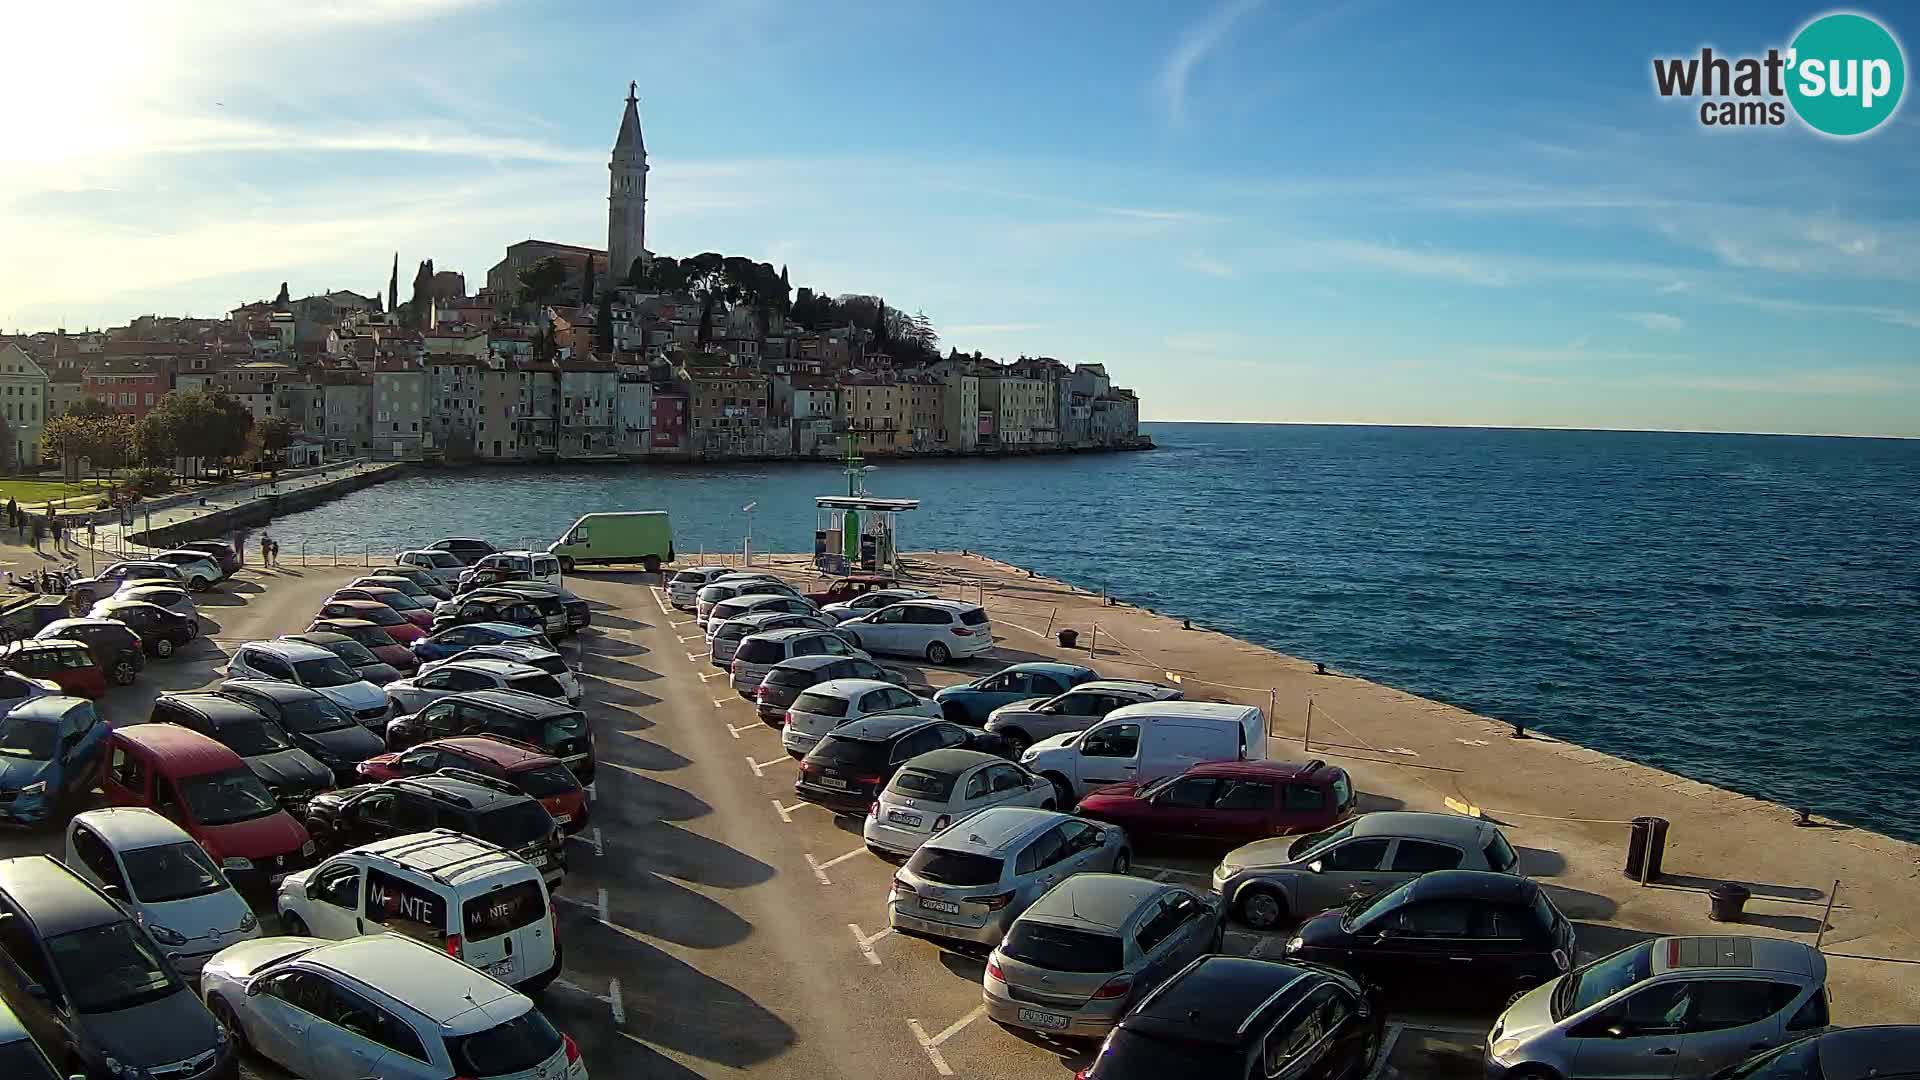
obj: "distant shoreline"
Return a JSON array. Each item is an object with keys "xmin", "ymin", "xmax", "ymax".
[{"xmin": 1140, "ymin": 419, "xmax": 1920, "ymax": 441}]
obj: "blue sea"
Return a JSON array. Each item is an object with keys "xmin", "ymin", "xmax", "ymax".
[{"xmin": 270, "ymin": 423, "xmax": 1920, "ymax": 840}]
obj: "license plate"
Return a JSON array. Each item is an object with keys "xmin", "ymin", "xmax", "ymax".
[
  {"xmin": 488, "ymin": 959, "xmax": 515, "ymax": 978},
  {"xmin": 888, "ymin": 810, "xmax": 923, "ymax": 827},
  {"xmin": 1017, "ymin": 1008, "xmax": 1070, "ymax": 1031},
  {"xmin": 919, "ymin": 897, "xmax": 960, "ymax": 914},
  {"xmin": 552, "ymin": 813, "xmax": 572, "ymax": 825},
  {"xmin": 525, "ymin": 847, "xmax": 549, "ymax": 865},
  {"xmin": 819, "ymin": 776, "xmax": 849, "ymax": 790}
]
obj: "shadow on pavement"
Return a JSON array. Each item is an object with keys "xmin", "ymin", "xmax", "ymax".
[
  {"xmin": 1647, "ymin": 873, "xmax": 1826, "ymax": 904},
  {"xmin": 1541, "ymin": 884, "xmax": 1618, "ymax": 920}
]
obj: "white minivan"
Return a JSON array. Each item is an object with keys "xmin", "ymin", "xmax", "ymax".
[
  {"xmin": 275, "ymin": 829, "xmax": 561, "ymax": 992},
  {"xmin": 1019, "ymin": 701, "xmax": 1268, "ymax": 805}
]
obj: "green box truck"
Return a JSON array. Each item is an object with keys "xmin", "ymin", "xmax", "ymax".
[{"xmin": 546, "ymin": 511, "xmax": 675, "ymax": 572}]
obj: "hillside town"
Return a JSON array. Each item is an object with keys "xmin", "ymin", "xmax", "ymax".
[{"xmin": 0, "ymin": 85, "xmax": 1144, "ymax": 469}]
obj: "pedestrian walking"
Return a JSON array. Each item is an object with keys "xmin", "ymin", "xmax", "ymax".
[
  {"xmin": 50, "ymin": 516, "xmax": 62, "ymax": 548},
  {"xmin": 269, "ymin": 538, "xmax": 281, "ymax": 566},
  {"xmin": 87, "ymin": 520, "xmax": 97, "ymax": 547},
  {"xmin": 260, "ymin": 532, "xmax": 272, "ymax": 568},
  {"xmin": 30, "ymin": 519, "xmax": 43, "ymax": 549}
]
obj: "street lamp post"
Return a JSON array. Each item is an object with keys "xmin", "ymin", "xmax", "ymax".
[{"xmin": 741, "ymin": 501, "xmax": 757, "ymax": 566}]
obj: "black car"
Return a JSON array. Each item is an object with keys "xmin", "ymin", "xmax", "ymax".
[
  {"xmin": 386, "ymin": 689, "xmax": 595, "ymax": 783},
  {"xmin": 366, "ymin": 566, "xmax": 453, "ymax": 601},
  {"xmin": 33, "ymin": 618, "xmax": 143, "ymax": 685},
  {"xmin": 149, "ymin": 693, "xmax": 334, "ymax": 813},
  {"xmin": 454, "ymin": 567, "xmax": 532, "ymax": 596},
  {"xmin": 279, "ymin": 631, "xmax": 402, "ymax": 686},
  {"xmin": 430, "ymin": 592, "xmax": 545, "ymax": 635},
  {"xmin": 0, "ymin": 856, "xmax": 236, "ymax": 1080},
  {"xmin": 1284, "ymin": 870, "xmax": 1574, "ymax": 1001},
  {"xmin": 756, "ymin": 654, "xmax": 908, "ymax": 724},
  {"xmin": 302, "ymin": 771, "xmax": 565, "ymax": 885},
  {"xmin": 1718, "ymin": 1026, "xmax": 1920, "ymax": 1080},
  {"xmin": 795, "ymin": 716, "xmax": 1008, "ymax": 812},
  {"xmin": 180, "ymin": 539, "xmax": 243, "ymax": 576},
  {"xmin": 214, "ymin": 679, "xmax": 386, "ymax": 784},
  {"xmin": 90, "ymin": 600, "xmax": 196, "ymax": 658},
  {"xmin": 1084, "ymin": 957, "xmax": 1381, "ymax": 1080},
  {"xmin": 429, "ymin": 537, "xmax": 498, "ymax": 565},
  {"xmin": 486, "ymin": 582, "xmax": 591, "ymax": 634}
]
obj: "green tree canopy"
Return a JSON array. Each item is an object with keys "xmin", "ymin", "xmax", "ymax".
[{"xmin": 517, "ymin": 256, "xmax": 571, "ymax": 307}]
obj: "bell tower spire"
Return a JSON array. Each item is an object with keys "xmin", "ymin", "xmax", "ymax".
[{"xmin": 608, "ymin": 82, "xmax": 648, "ymax": 285}]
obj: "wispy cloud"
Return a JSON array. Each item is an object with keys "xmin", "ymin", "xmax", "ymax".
[
  {"xmin": 1183, "ymin": 252, "xmax": 1238, "ymax": 279},
  {"xmin": 1155, "ymin": 0, "xmax": 1265, "ymax": 121},
  {"xmin": 1621, "ymin": 311, "xmax": 1685, "ymax": 332}
]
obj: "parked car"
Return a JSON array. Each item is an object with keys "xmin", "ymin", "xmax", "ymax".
[
  {"xmin": 1214, "ymin": 811, "xmax": 1522, "ymax": 930},
  {"xmin": 214, "ymin": 679, "xmax": 386, "ymax": 783},
  {"xmin": 35, "ymin": 618, "xmax": 143, "ymax": 685},
  {"xmin": 548, "ymin": 509, "xmax": 672, "ymax": 572},
  {"xmin": 351, "ymin": 574, "xmax": 440, "ymax": 605},
  {"xmin": 694, "ymin": 576, "xmax": 794, "ymax": 627},
  {"xmin": 1285, "ymin": 869, "xmax": 1575, "ymax": 1001},
  {"xmin": 450, "ymin": 565, "xmax": 531, "ymax": 596},
  {"xmin": 200, "ymin": 933, "xmax": 587, "ymax": 1080},
  {"xmin": 279, "ymin": 631, "xmax": 403, "ymax": 686},
  {"xmin": 384, "ymin": 689, "xmax": 594, "ymax": 784},
  {"xmin": 63, "ymin": 807, "xmax": 261, "ymax": 976},
  {"xmin": 755, "ymin": 655, "xmax": 910, "ymax": 725},
  {"xmin": 429, "ymin": 592, "xmax": 544, "ymax": 636},
  {"xmin": 456, "ymin": 584, "xmax": 571, "ymax": 638},
  {"xmin": 428, "ymin": 536, "xmax": 499, "ymax": 564},
  {"xmin": 804, "ymin": 573, "xmax": 900, "ymax": 606},
  {"xmin": 67, "ymin": 560, "xmax": 184, "ymax": 607},
  {"xmin": 2, "ymin": 640, "xmax": 108, "ymax": 699},
  {"xmin": 984, "ymin": 678, "xmax": 1185, "ymax": 752},
  {"xmin": 148, "ymin": 692, "xmax": 334, "ymax": 813},
  {"xmin": 355, "ymin": 736, "xmax": 589, "ymax": 833},
  {"xmin": 709, "ymin": 610, "xmax": 841, "ymax": 667},
  {"xmin": 179, "ymin": 539, "xmax": 243, "ymax": 577},
  {"xmin": 110, "ymin": 581, "xmax": 198, "ymax": 618},
  {"xmin": 327, "ymin": 586, "xmax": 435, "ymax": 629},
  {"xmin": 798, "ymin": 716, "xmax": 1008, "ymax": 813},
  {"xmin": 702, "ymin": 593, "xmax": 820, "ymax": 642},
  {"xmin": 985, "ymin": 875, "xmax": 1225, "ymax": 1039},
  {"xmin": 303, "ymin": 771, "xmax": 566, "ymax": 886},
  {"xmin": 1080, "ymin": 956, "xmax": 1382, "ymax": 1079},
  {"xmin": 92, "ymin": 598, "xmax": 197, "ymax": 657},
  {"xmin": 275, "ymin": 829, "xmax": 562, "ymax": 990},
  {"xmin": 668, "ymin": 565, "xmax": 735, "ymax": 609},
  {"xmin": 225, "ymin": 639, "xmax": 390, "ymax": 728},
  {"xmin": 0, "ymin": 855, "xmax": 235, "ymax": 1080},
  {"xmin": 364, "ymin": 564, "xmax": 453, "ymax": 600},
  {"xmin": 1716, "ymin": 1026, "xmax": 1920, "ymax": 1080},
  {"xmin": 1486, "ymin": 936, "xmax": 1832, "ymax": 1080},
  {"xmin": 102, "ymin": 722, "xmax": 317, "ymax": 893},
  {"xmin": 0, "ymin": 670, "xmax": 60, "ymax": 714},
  {"xmin": 730, "ymin": 627, "xmax": 867, "ymax": 697},
  {"xmin": 0, "ymin": 997, "xmax": 64, "ymax": 1080},
  {"xmin": 1076, "ymin": 759, "xmax": 1357, "ymax": 845},
  {"xmin": 410, "ymin": 621, "xmax": 554, "ymax": 663},
  {"xmin": 466, "ymin": 550, "xmax": 563, "ymax": 586},
  {"xmin": 148, "ymin": 549, "xmax": 225, "ymax": 591},
  {"xmin": 396, "ymin": 547, "xmax": 467, "ymax": 583},
  {"xmin": 865, "ymin": 750, "xmax": 1054, "ymax": 859},
  {"xmin": 1023, "ymin": 701, "xmax": 1270, "ymax": 806},
  {"xmin": 481, "ymin": 581, "xmax": 590, "ymax": 635},
  {"xmin": 887, "ymin": 806, "xmax": 1130, "ymax": 947},
  {"xmin": 783, "ymin": 678, "xmax": 941, "ymax": 759},
  {"xmin": 819, "ymin": 587, "xmax": 932, "ymax": 623},
  {"xmin": 304, "ymin": 617, "xmax": 419, "ymax": 673},
  {"xmin": 0, "ymin": 697, "xmax": 111, "ymax": 824},
  {"xmin": 424, "ymin": 642, "xmax": 580, "ymax": 702},
  {"xmin": 315, "ymin": 598, "xmax": 426, "ymax": 644},
  {"xmin": 839, "ymin": 599, "xmax": 995, "ymax": 664},
  {"xmin": 385, "ymin": 657, "xmax": 569, "ymax": 715}
]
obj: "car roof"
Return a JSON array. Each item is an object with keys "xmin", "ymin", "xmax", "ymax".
[
  {"xmin": 327, "ymin": 599, "xmax": 391, "ymax": 611},
  {"xmin": 1023, "ymin": 873, "xmax": 1170, "ymax": 931},
  {"xmin": 385, "ymin": 773, "xmax": 527, "ymax": 810},
  {"xmin": 160, "ymin": 549, "xmax": 214, "ymax": 560},
  {"xmin": 722, "ymin": 611, "xmax": 806, "ymax": 628},
  {"xmin": 40, "ymin": 618, "xmax": 130, "ymax": 634},
  {"xmin": 72, "ymin": 807, "xmax": 193, "ymax": 850},
  {"xmin": 1652, "ymin": 936, "xmax": 1823, "ymax": 977},
  {"xmin": 1349, "ymin": 811, "xmax": 1491, "ymax": 844},
  {"xmin": 283, "ymin": 632, "xmax": 351, "ymax": 647},
  {"xmin": 1403, "ymin": 869, "xmax": 1538, "ymax": 905},
  {"xmin": 221, "ymin": 678, "xmax": 329, "ymax": 703},
  {"xmin": 430, "ymin": 737, "xmax": 556, "ymax": 769},
  {"xmin": 1129, "ymin": 958, "xmax": 1322, "ymax": 1045},
  {"xmin": 772, "ymin": 654, "xmax": 854, "ymax": 673},
  {"xmin": 161, "ymin": 692, "xmax": 269, "ymax": 724},
  {"xmin": 1104, "ymin": 700, "xmax": 1257, "ymax": 724},
  {"xmin": 8, "ymin": 638, "xmax": 86, "ymax": 654},
  {"xmin": 433, "ymin": 658, "xmax": 541, "ymax": 678},
  {"xmin": 1185, "ymin": 759, "xmax": 1342, "ymax": 783},
  {"xmin": 1075, "ymin": 679, "xmax": 1178, "ymax": 695},
  {"xmin": 0, "ymin": 856, "xmax": 126, "ymax": 937},
  {"xmin": 312, "ymin": 618, "xmax": 377, "ymax": 630},
  {"xmin": 743, "ymin": 626, "xmax": 828, "ymax": 643},
  {"xmin": 900, "ymin": 748, "xmax": 1001, "ymax": 776},
  {"xmin": 999, "ymin": 662, "xmax": 1096, "ymax": 678},
  {"xmin": 301, "ymin": 935, "xmax": 520, "ymax": 1024},
  {"xmin": 934, "ymin": 806, "xmax": 1068, "ymax": 854},
  {"xmin": 453, "ymin": 688, "xmax": 574, "ymax": 716},
  {"xmin": 829, "ymin": 714, "xmax": 935, "ymax": 741},
  {"xmin": 243, "ymin": 639, "xmax": 336, "ymax": 662},
  {"xmin": 115, "ymin": 723, "xmax": 246, "ymax": 774},
  {"xmin": 436, "ymin": 537, "xmax": 492, "ymax": 545},
  {"xmin": 896, "ymin": 598, "xmax": 982, "ymax": 612},
  {"xmin": 1811, "ymin": 1026, "xmax": 1920, "ymax": 1075},
  {"xmin": 804, "ymin": 678, "xmax": 899, "ymax": 698},
  {"xmin": 110, "ymin": 560, "xmax": 172, "ymax": 571},
  {"xmin": 5, "ymin": 696, "xmax": 94, "ymax": 723},
  {"xmin": 94, "ymin": 599, "xmax": 171, "ymax": 614}
]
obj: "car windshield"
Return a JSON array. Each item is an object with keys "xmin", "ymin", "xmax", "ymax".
[
  {"xmin": 123, "ymin": 841, "xmax": 229, "ymax": 904},
  {"xmin": 767, "ymin": 667, "xmax": 818, "ymax": 688},
  {"xmin": 507, "ymin": 674, "xmax": 566, "ymax": 699},
  {"xmin": 374, "ymin": 592, "xmax": 424, "ymax": 611},
  {"xmin": 522, "ymin": 653, "xmax": 567, "ymax": 675},
  {"xmin": 217, "ymin": 718, "xmax": 295, "ymax": 756},
  {"xmin": 1485, "ymin": 831, "xmax": 1519, "ymax": 872},
  {"xmin": 515, "ymin": 763, "xmax": 580, "ymax": 798},
  {"xmin": 366, "ymin": 607, "xmax": 406, "ymax": 627},
  {"xmin": 446, "ymin": 1007, "xmax": 563, "ymax": 1077},
  {"xmin": 0, "ymin": 717, "xmax": 56, "ymax": 760},
  {"xmin": 1287, "ymin": 820, "xmax": 1357, "ymax": 860},
  {"xmin": 810, "ymin": 736, "xmax": 888, "ymax": 771},
  {"xmin": 276, "ymin": 696, "xmax": 357, "ymax": 733},
  {"xmin": 318, "ymin": 638, "xmax": 379, "ymax": 666},
  {"xmin": 46, "ymin": 921, "xmax": 180, "ymax": 1013},
  {"xmin": 478, "ymin": 801, "xmax": 557, "ymax": 849},
  {"xmin": 542, "ymin": 711, "xmax": 586, "ymax": 743},
  {"xmin": 1344, "ymin": 879, "xmax": 1416, "ymax": 930},
  {"xmin": 906, "ymin": 847, "xmax": 1003, "ymax": 886},
  {"xmin": 735, "ymin": 638, "xmax": 784, "ymax": 664},
  {"xmin": 294, "ymin": 656, "xmax": 360, "ymax": 688},
  {"xmin": 890, "ymin": 769, "xmax": 958, "ymax": 800},
  {"xmin": 1002, "ymin": 922, "xmax": 1125, "ymax": 973},
  {"xmin": 792, "ymin": 691, "xmax": 850, "ymax": 718},
  {"xmin": 429, "ymin": 552, "xmax": 462, "ymax": 568},
  {"xmin": 180, "ymin": 767, "xmax": 281, "ymax": 826},
  {"xmin": 1556, "ymin": 941, "xmax": 1655, "ymax": 1019}
]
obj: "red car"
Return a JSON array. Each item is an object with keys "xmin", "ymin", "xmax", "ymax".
[
  {"xmin": 328, "ymin": 586, "xmax": 436, "ymax": 630},
  {"xmin": 314, "ymin": 598, "xmax": 426, "ymax": 644},
  {"xmin": 1074, "ymin": 759, "xmax": 1356, "ymax": 845},
  {"xmin": 4, "ymin": 639, "xmax": 109, "ymax": 699},
  {"xmin": 804, "ymin": 574, "xmax": 896, "ymax": 606},
  {"xmin": 306, "ymin": 617, "xmax": 418, "ymax": 671},
  {"xmin": 355, "ymin": 735, "xmax": 589, "ymax": 833}
]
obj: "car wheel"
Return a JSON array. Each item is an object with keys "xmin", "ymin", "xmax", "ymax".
[
  {"xmin": 1503, "ymin": 1069, "xmax": 1559, "ymax": 1080},
  {"xmin": 642, "ymin": 555, "xmax": 661, "ymax": 575},
  {"xmin": 281, "ymin": 912, "xmax": 310, "ymax": 937},
  {"xmin": 1112, "ymin": 848, "xmax": 1131, "ymax": 875},
  {"xmin": 1045, "ymin": 773, "xmax": 1074, "ymax": 808},
  {"xmin": 154, "ymin": 637, "xmax": 175, "ymax": 658},
  {"xmin": 1505, "ymin": 980, "xmax": 1540, "ymax": 1009},
  {"xmin": 925, "ymin": 641, "xmax": 952, "ymax": 665},
  {"xmin": 209, "ymin": 995, "xmax": 247, "ymax": 1057},
  {"xmin": 1000, "ymin": 729, "xmax": 1032, "ymax": 757},
  {"xmin": 185, "ymin": 619, "xmax": 199, "ymax": 638},
  {"xmin": 1236, "ymin": 886, "xmax": 1288, "ymax": 930},
  {"xmin": 1039, "ymin": 799, "xmax": 1056, "ymax": 811},
  {"xmin": 940, "ymin": 701, "xmax": 970, "ymax": 725},
  {"xmin": 558, "ymin": 556, "xmax": 575, "ymax": 574},
  {"xmin": 112, "ymin": 660, "xmax": 137, "ymax": 685},
  {"xmin": 188, "ymin": 577, "xmax": 209, "ymax": 593}
]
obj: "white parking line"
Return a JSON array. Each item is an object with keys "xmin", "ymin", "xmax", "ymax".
[
  {"xmin": 678, "ymin": 634, "xmax": 704, "ymax": 643},
  {"xmin": 671, "ymin": 619, "xmax": 692, "ymax": 627},
  {"xmin": 847, "ymin": 922, "xmax": 894, "ymax": 966},
  {"xmin": 728, "ymin": 722, "xmax": 768, "ymax": 740},
  {"xmin": 1246, "ymin": 933, "xmax": 1280, "ymax": 958},
  {"xmin": 553, "ymin": 888, "xmax": 610, "ymax": 921},
  {"xmin": 698, "ymin": 669, "xmax": 726, "ymax": 681},
  {"xmin": 1137, "ymin": 863, "xmax": 1208, "ymax": 882},
  {"xmin": 686, "ymin": 651, "xmax": 709, "ymax": 662},
  {"xmin": 806, "ymin": 848, "xmax": 864, "ymax": 885},
  {"xmin": 565, "ymin": 827, "xmax": 605, "ymax": 856},
  {"xmin": 771, "ymin": 799, "xmax": 813, "ymax": 823},
  {"xmin": 607, "ymin": 977, "xmax": 625, "ymax": 1024},
  {"xmin": 906, "ymin": 1006, "xmax": 985, "ymax": 1077},
  {"xmin": 1364, "ymin": 1023, "xmax": 1403, "ymax": 1080},
  {"xmin": 712, "ymin": 696, "xmax": 737, "ymax": 709},
  {"xmin": 583, "ymin": 783, "xmax": 595, "ymax": 802},
  {"xmin": 648, "ymin": 587, "xmax": 671, "ymax": 616},
  {"xmin": 997, "ymin": 619, "xmax": 1048, "ymax": 640},
  {"xmin": 746, "ymin": 755, "xmax": 792, "ymax": 778}
]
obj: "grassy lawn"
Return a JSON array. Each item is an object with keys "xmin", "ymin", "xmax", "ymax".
[{"xmin": 0, "ymin": 478, "xmax": 116, "ymax": 510}]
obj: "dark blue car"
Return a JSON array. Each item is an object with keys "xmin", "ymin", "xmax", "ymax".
[
  {"xmin": 0, "ymin": 697, "xmax": 113, "ymax": 825},
  {"xmin": 410, "ymin": 620, "xmax": 554, "ymax": 662},
  {"xmin": 932, "ymin": 662, "xmax": 1098, "ymax": 724}
]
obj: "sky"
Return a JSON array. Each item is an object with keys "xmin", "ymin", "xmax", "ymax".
[{"xmin": 3, "ymin": 0, "xmax": 1917, "ymax": 436}]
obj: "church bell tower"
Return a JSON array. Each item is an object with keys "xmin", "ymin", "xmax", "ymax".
[{"xmin": 608, "ymin": 81, "xmax": 649, "ymax": 289}]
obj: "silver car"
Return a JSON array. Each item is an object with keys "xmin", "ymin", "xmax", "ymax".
[
  {"xmin": 784, "ymin": 678, "xmax": 938, "ymax": 758},
  {"xmin": 710, "ymin": 610, "xmax": 840, "ymax": 667},
  {"xmin": 819, "ymin": 588, "xmax": 931, "ymax": 623},
  {"xmin": 984, "ymin": 679, "xmax": 1185, "ymax": 755},
  {"xmin": 730, "ymin": 627, "xmax": 867, "ymax": 696},
  {"xmin": 694, "ymin": 576, "xmax": 792, "ymax": 626},
  {"xmin": 864, "ymin": 750, "xmax": 1054, "ymax": 858},
  {"xmin": 386, "ymin": 657, "xmax": 569, "ymax": 714},
  {"xmin": 668, "ymin": 565, "xmax": 736, "ymax": 609},
  {"xmin": 64, "ymin": 808, "xmax": 261, "ymax": 976},
  {"xmin": 887, "ymin": 806, "xmax": 1131, "ymax": 947},
  {"xmin": 435, "ymin": 642, "xmax": 582, "ymax": 702},
  {"xmin": 1486, "ymin": 936, "xmax": 1830, "ymax": 1080},
  {"xmin": 151, "ymin": 550, "xmax": 225, "ymax": 591},
  {"xmin": 109, "ymin": 583, "xmax": 198, "ymax": 620},
  {"xmin": 984, "ymin": 875, "xmax": 1223, "ymax": 1039},
  {"xmin": 704, "ymin": 593, "xmax": 819, "ymax": 643},
  {"xmin": 1214, "ymin": 811, "xmax": 1520, "ymax": 930}
]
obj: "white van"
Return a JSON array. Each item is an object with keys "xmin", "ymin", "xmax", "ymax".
[
  {"xmin": 468, "ymin": 550, "xmax": 564, "ymax": 585},
  {"xmin": 274, "ymin": 829, "xmax": 560, "ymax": 992},
  {"xmin": 1019, "ymin": 701, "xmax": 1268, "ymax": 804}
]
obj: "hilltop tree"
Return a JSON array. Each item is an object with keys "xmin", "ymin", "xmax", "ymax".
[
  {"xmin": 582, "ymin": 258, "xmax": 597, "ymax": 303},
  {"xmin": 41, "ymin": 415, "xmax": 90, "ymax": 480},
  {"xmin": 517, "ymin": 257, "xmax": 570, "ymax": 307},
  {"xmin": 595, "ymin": 292, "xmax": 614, "ymax": 354},
  {"xmin": 133, "ymin": 410, "xmax": 177, "ymax": 466}
]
